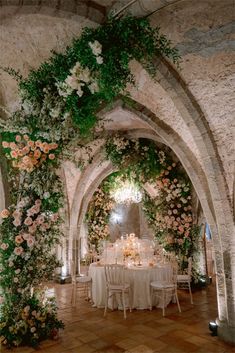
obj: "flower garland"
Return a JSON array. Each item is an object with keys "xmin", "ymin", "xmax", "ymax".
[
  {"xmin": 0, "ymin": 16, "xmax": 179, "ymax": 347},
  {"xmin": 86, "ymin": 187, "xmax": 114, "ymax": 250}
]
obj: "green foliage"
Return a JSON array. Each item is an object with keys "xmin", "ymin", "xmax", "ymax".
[{"xmin": 15, "ymin": 16, "xmax": 178, "ymax": 137}]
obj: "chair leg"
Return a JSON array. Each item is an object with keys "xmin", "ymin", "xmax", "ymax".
[
  {"xmin": 175, "ymin": 289, "xmax": 181, "ymax": 313},
  {"xmin": 188, "ymin": 282, "xmax": 193, "ymax": 304},
  {"xmin": 122, "ymin": 290, "xmax": 126, "ymax": 319},
  {"xmin": 129, "ymin": 288, "xmax": 132, "ymax": 312},
  {"xmin": 162, "ymin": 290, "xmax": 165, "ymax": 317},
  {"xmin": 150, "ymin": 286, "xmax": 153, "ymax": 311},
  {"xmin": 89, "ymin": 282, "xmax": 93, "ymax": 303},
  {"xmin": 104, "ymin": 289, "xmax": 108, "ymax": 317},
  {"xmin": 112, "ymin": 293, "xmax": 115, "ymax": 311}
]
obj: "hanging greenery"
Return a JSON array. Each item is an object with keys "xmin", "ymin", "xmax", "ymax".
[
  {"xmin": 0, "ymin": 15, "xmax": 179, "ymax": 347},
  {"xmin": 86, "ymin": 135, "xmax": 200, "ymax": 279}
]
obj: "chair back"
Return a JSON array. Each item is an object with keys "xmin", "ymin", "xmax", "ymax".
[
  {"xmin": 104, "ymin": 264, "xmax": 125, "ymax": 287},
  {"xmin": 171, "ymin": 260, "xmax": 178, "ymax": 285},
  {"xmin": 187, "ymin": 257, "xmax": 192, "ymax": 279}
]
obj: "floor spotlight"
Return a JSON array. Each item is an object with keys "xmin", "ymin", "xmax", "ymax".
[{"xmin": 209, "ymin": 321, "xmax": 218, "ymax": 336}]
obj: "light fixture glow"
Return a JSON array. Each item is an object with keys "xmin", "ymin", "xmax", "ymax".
[{"xmin": 111, "ymin": 180, "xmax": 142, "ymax": 205}]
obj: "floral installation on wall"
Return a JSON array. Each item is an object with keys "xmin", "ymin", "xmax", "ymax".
[
  {"xmin": 86, "ymin": 135, "xmax": 200, "ymax": 279},
  {"xmin": 86, "ymin": 186, "xmax": 114, "ymax": 250},
  {"xmin": 0, "ymin": 15, "xmax": 179, "ymax": 347}
]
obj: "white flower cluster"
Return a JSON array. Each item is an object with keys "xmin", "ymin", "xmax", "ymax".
[
  {"xmin": 88, "ymin": 40, "xmax": 103, "ymax": 64},
  {"xmin": 112, "ymin": 136, "xmax": 131, "ymax": 152},
  {"xmin": 158, "ymin": 151, "xmax": 166, "ymax": 164},
  {"xmin": 57, "ymin": 61, "xmax": 99, "ymax": 99}
]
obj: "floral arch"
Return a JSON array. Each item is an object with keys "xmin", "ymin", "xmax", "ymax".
[{"xmin": 80, "ymin": 134, "xmax": 200, "ymax": 277}]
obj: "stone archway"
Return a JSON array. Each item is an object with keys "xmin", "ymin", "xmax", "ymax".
[
  {"xmin": 67, "ymin": 85, "xmax": 234, "ymax": 342},
  {"xmin": 126, "ymin": 59, "xmax": 234, "ymax": 340}
]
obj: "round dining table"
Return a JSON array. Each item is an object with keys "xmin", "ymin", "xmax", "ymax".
[{"xmin": 89, "ymin": 262, "xmax": 173, "ymax": 310}]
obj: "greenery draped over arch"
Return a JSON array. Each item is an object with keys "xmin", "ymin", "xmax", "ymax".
[
  {"xmin": 86, "ymin": 135, "xmax": 200, "ymax": 279},
  {"xmin": 0, "ymin": 16, "xmax": 179, "ymax": 347}
]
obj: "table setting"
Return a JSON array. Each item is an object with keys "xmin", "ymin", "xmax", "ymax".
[{"xmin": 89, "ymin": 233, "xmax": 173, "ymax": 310}]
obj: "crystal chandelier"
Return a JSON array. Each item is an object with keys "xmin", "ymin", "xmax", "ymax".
[{"xmin": 111, "ymin": 180, "xmax": 142, "ymax": 205}]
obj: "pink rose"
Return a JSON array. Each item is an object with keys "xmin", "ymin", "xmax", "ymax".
[
  {"xmin": 27, "ymin": 236, "xmax": 35, "ymax": 248},
  {"xmin": 2, "ymin": 141, "xmax": 9, "ymax": 148},
  {"xmin": 35, "ymin": 199, "xmax": 41, "ymax": 206},
  {"xmin": 13, "ymin": 210, "xmax": 22, "ymax": 218},
  {"xmin": 28, "ymin": 225, "xmax": 37, "ymax": 234},
  {"xmin": 14, "ymin": 247, "xmax": 24, "ymax": 255},
  {"xmin": 15, "ymin": 135, "xmax": 21, "ymax": 142},
  {"xmin": 178, "ymin": 226, "xmax": 184, "ymax": 234},
  {"xmin": 0, "ymin": 209, "xmax": 10, "ymax": 218},
  {"xmin": 36, "ymin": 215, "xmax": 44, "ymax": 225},
  {"xmin": 9, "ymin": 142, "xmax": 17, "ymax": 150},
  {"xmin": 13, "ymin": 218, "xmax": 21, "ymax": 227},
  {"xmin": 24, "ymin": 217, "xmax": 33, "ymax": 226},
  {"xmin": 22, "ymin": 232, "xmax": 30, "ymax": 240},
  {"xmin": 48, "ymin": 153, "xmax": 55, "ymax": 160},
  {"xmin": 1, "ymin": 243, "xmax": 9, "ymax": 250},
  {"xmin": 15, "ymin": 235, "xmax": 24, "ymax": 244}
]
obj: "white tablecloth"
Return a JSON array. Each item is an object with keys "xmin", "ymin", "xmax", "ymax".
[{"xmin": 89, "ymin": 263, "xmax": 173, "ymax": 310}]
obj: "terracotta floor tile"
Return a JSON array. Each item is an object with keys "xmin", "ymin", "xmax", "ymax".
[
  {"xmin": 89, "ymin": 338, "xmax": 111, "ymax": 350},
  {"xmin": 126, "ymin": 344, "xmax": 155, "ymax": 353},
  {"xmin": 117, "ymin": 338, "xmax": 139, "ymax": 350},
  {"xmin": 96, "ymin": 345, "xmax": 126, "ymax": 353},
  {"xmin": 79, "ymin": 333, "xmax": 99, "ymax": 343},
  {"xmin": 1, "ymin": 281, "xmax": 234, "ymax": 353},
  {"xmin": 141, "ymin": 337, "xmax": 167, "ymax": 351}
]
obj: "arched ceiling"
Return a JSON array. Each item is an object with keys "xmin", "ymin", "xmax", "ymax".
[
  {"xmin": 0, "ymin": 0, "xmax": 182, "ymax": 24},
  {"xmin": 0, "ymin": 0, "xmax": 234, "ymax": 200}
]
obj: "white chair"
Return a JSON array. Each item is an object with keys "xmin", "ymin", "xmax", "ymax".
[
  {"xmin": 104, "ymin": 264, "xmax": 132, "ymax": 319},
  {"xmin": 150, "ymin": 262, "xmax": 181, "ymax": 316},
  {"xmin": 70, "ymin": 260, "xmax": 92, "ymax": 307},
  {"xmin": 177, "ymin": 257, "xmax": 193, "ymax": 304}
]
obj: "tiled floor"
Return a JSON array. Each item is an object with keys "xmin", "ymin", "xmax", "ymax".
[{"xmin": 1, "ymin": 281, "xmax": 235, "ymax": 353}]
